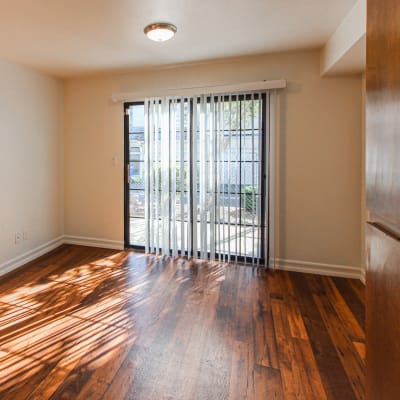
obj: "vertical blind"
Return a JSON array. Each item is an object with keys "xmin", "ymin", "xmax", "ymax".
[{"xmin": 143, "ymin": 92, "xmax": 268, "ymax": 265}]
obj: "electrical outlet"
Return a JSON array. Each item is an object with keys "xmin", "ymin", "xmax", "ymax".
[
  {"xmin": 15, "ymin": 232, "xmax": 22, "ymax": 244},
  {"xmin": 23, "ymin": 231, "xmax": 28, "ymax": 240}
]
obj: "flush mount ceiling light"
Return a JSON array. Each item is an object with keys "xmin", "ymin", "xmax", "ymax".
[{"xmin": 144, "ymin": 22, "xmax": 177, "ymax": 42}]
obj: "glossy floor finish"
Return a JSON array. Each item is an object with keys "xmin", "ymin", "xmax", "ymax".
[{"xmin": 0, "ymin": 245, "xmax": 365, "ymax": 400}]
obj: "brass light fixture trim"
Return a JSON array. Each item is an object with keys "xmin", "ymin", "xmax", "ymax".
[{"xmin": 144, "ymin": 22, "xmax": 177, "ymax": 42}]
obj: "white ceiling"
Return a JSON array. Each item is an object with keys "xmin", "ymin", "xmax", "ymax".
[{"xmin": 0, "ymin": 0, "xmax": 358, "ymax": 77}]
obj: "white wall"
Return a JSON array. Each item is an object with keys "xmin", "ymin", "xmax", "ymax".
[
  {"xmin": 0, "ymin": 59, "xmax": 64, "ymax": 273},
  {"xmin": 64, "ymin": 50, "xmax": 362, "ymax": 271},
  {"xmin": 320, "ymin": 0, "xmax": 366, "ymax": 75}
]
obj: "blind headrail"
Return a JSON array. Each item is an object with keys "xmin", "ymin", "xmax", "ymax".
[{"xmin": 111, "ymin": 79, "xmax": 286, "ymax": 103}]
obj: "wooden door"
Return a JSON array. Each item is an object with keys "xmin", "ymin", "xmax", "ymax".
[
  {"xmin": 366, "ymin": 0, "xmax": 400, "ymax": 398},
  {"xmin": 366, "ymin": 224, "xmax": 400, "ymax": 399}
]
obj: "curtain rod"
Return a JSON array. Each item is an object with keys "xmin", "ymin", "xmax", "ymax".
[{"xmin": 111, "ymin": 79, "xmax": 286, "ymax": 103}]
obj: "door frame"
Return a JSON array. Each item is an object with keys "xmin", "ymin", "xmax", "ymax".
[
  {"xmin": 123, "ymin": 96, "xmax": 269, "ymax": 265},
  {"xmin": 124, "ymin": 101, "xmax": 145, "ymax": 250}
]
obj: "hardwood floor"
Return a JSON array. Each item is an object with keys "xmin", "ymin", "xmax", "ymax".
[{"xmin": 0, "ymin": 245, "xmax": 365, "ymax": 400}]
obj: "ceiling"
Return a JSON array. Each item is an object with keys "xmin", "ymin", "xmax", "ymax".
[{"xmin": 0, "ymin": 0, "xmax": 358, "ymax": 77}]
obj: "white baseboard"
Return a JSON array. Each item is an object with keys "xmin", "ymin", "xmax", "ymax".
[
  {"xmin": 63, "ymin": 235, "xmax": 124, "ymax": 250},
  {"xmin": 0, "ymin": 236, "xmax": 64, "ymax": 278},
  {"xmin": 273, "ymin": 258, "xmax": 363, "ymax": 281},
  {"xmin": 0, "ymin": 237, "xmax": 364, "ymax": 283},
  {"xmin": 0, "ymin": 235, "xmax": 124, "ymax": 278}
]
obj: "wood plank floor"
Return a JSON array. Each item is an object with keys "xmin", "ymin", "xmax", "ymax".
[{"xmin": 0, "ymin": 245, "xmax": 365, "ymax": 400}]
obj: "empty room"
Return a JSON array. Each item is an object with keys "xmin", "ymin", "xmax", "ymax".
[{"xmin": 1, "ymin": 0, "xmax": 399, "ymax": 399}]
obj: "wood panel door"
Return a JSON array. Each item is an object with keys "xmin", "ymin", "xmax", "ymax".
[
  {"xmin": 366, "ymin": 0, "xmax": 400, "ymax": 398},
  {"xmin": 366, "ymin": 224, "xmax": 400, "ymax": 399},
  {"xmin": 366, "ymin": 0, "xmax": 400, "ymax": 236}
]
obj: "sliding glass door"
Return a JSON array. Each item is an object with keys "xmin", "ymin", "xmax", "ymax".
[{"xmin": 124, "ymin": 93, "xmax": 268, "ymax": 264}]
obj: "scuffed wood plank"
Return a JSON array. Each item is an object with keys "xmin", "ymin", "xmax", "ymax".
[
  {"xmin": 228, "ymin": 340, "xmax": 254, "ymax": 400},
  {"xmin": 271, "ymin": 299, "xmax": 307, "ymax": 399},
  {"xmin": 313, "ymin": 291, "xmax": 365, "ymax": 400},
  {"xmin": 290, "ymin": 273, "xmax": 358, "ymax": 400},
  {"xmin": 254, "ymin": 365, "xmax": 284, "ymax": 400}
]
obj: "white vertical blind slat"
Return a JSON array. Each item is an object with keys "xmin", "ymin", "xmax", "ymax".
[
  {"xmin": 148, "ymin": 100, "xmax": 154, "ymax": 253},
  {"xmin": 154, "ymin": 100, "xmax": 160, "ymax": 254},
  {"xmin": 215, "ymin": 96, "xmax": 220, "ymax": 262},
  {"xmin": 257, "ymin": 96, "xmax": 262, "ymax": 264},
  {"xmin": 144, "ymin": 101, "xmax": 150, "ymax": 253},
  {"xmin": 209, "ymin": 95, "xmax": 215, "ymax": 261},
  {"xmin": 264, "ymin": 92, "xmax": 270, "ymax": 266},
  {"xmin": 227, "ymin": 95, "xmax": 232, "ymax": 262},
  {"xmin": 161, "ymin": 98, "xmax": 170, "ymax": 255},
  {"xmin": 192, "ymin": 98, "xmax": 198, "ymax": 258},
  {"xmin": 235, "ymin": 97, "xmax": 239, "ymax": 263},
  {"xmin": 187, "ymin": 99, "xmax": 192, "ymax": 257},
  {"xmin": 199, "ymin": 95, "xmax": 207, "ymax": 260},
  {"xmin": 180, "ymin": 99, "xmax": 185, "ymax": 256},
  {"xmin": 171, "ymin": 98, "xmax": 178, "ymax": 257},
  {"xmin": 251, "ymin": 93, "xmax": 256, "ymax": 266},
  {"xmin": 239, "ymin": 95, "xmax": 247, "ymax": 264},
  {"xmin": 152, "ymin": 100, "xmax": 155, "ymax": 253},
  {"xmin": 222, "ymin": 96, "xmax": 227, "ymax": 263}
]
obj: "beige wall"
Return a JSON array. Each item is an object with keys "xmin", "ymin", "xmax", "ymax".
[
  {"xmin": 0, "ymin": 59, "xmax": 64, "ymax": 270},
  {"xmin": 64, "ymin": 50, "xmax": 362, "ymax": 268}
]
